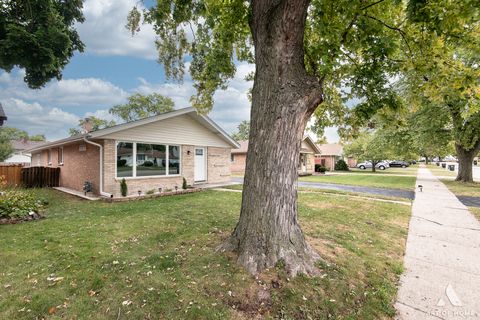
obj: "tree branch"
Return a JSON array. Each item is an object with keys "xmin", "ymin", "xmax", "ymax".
[
  {"xmin": 360, "ymin": 0, "xmax": 386, "ymax": 11},
  {"xmin": 362, "ymin": 13, "xmax": 413, "ymax": 56}
]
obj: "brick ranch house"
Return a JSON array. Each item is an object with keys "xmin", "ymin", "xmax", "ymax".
[
  {"xmin": 230, "ymin": 136, "xmax": 321, "ymax": 175},
  {"xmin": 315, "ymin": 143, "xmax": 357, "ymax": 171},
  {"xmin": 26, "ymin": 107, "xmax": 239, "ymax": 197}
]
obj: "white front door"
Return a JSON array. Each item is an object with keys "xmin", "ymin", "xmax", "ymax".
[{"xmin": 194, "ymin": 147, "xmax": 206, "ymax": 182}]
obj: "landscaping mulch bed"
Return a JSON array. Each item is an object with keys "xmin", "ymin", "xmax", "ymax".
[
  {"xmin": 0, "ymin": 211, "xmax": 44, "ymax": 225},
  {"xmin": 108, "ymin": 187, "xmax": 202, "ymax": 202}
]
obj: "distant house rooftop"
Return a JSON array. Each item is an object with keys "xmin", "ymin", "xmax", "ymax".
[
  {"xmin": 0, "ymin": 103, "xmax": 7, "ymax": 126},
  {"xmin": 11, "ymin": 139, "xmax": 47, "ymax": 152},
  {"xmin": 231, "ymin": 140, "xmax": 249, "ymax": 154},
  {"xmin": 317, "ymin": 143, "xmax": 343, "ymax": 156}
]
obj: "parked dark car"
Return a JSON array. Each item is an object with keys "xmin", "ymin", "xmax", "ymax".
[{"xmin": 389, "ymin": 160, "xmax": 410, "ymax": 168}]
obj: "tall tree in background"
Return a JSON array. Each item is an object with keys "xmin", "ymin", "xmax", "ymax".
[
  {"xmin": 231, "ymin": 120, "xmax": 250, "ymax": 142},
  {"xmin": 401, "ymin": 0, "xmax": 480, "ymax": 182},
  {"xmin": 69, "ymin": 117, "xmax": 116, "ymax": 136},
  {"xmin": 128, "ymin": 0, "xmax": 406, "ymax": 275},
  {"xmin": 109, "ymin": 93, "xmax": 174, "ymax": 122},
  {"xmin": 344, "ymin": 131, "xmax": 393, "ymax": 172},
  {"xmin": 0, "ymin": 0, "xmax": 85, "ymax": 88}
]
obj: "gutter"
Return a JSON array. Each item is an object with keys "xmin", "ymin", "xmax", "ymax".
[{"xmin": 83, "ymin": 137, "xmax": 112, "ymax": 198}]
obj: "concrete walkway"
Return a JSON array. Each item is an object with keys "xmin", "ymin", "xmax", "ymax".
[{"xmin": 395, "ymin": 166, "xmax": 480, "ymax": 319}]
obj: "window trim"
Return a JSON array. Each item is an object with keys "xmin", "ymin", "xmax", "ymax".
[
  {"xmin": 58, "ymin": 147, "xmax": 64, "ymax": 165},
  {"xmin": 114, "ymin": 141, "xmax": 182, "ymax": 180}
]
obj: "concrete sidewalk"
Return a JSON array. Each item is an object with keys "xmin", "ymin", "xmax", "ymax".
[{"xmin": 395, "ymin": 166, "xmax": 480, "ymax": 319}]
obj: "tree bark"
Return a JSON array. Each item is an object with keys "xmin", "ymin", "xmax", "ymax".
[
  {"xmin": 218, "ymin": 0, "xmax": 323, "ymax": 276},
  {"xmin": 455, "ymin": 142, "xmax": 480, "ymax": 182}
]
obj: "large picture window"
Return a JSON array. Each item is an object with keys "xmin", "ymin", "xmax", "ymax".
[
  {"xmin": 116, "ymin": 142, "xmax": 181, "ymax": 178},
  {"xmin": 168, "ymin": 145, "xmax": 180, "ymax": 175},
  {"xmin": 116, "ymin": 142, "xmax": 134, "ymax": 177},
  {"xmin": 136, "ymin": 143, "xmax": 166, "ymax": 177}
]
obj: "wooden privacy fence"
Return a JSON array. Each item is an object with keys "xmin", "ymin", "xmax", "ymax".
[
  {"xmin": 0, "ymin": 164, "xmax": 23, "ymax": 186},
  {"xmin": 21, "ymin": 167, "xmax": 60, "ymax": 188}
]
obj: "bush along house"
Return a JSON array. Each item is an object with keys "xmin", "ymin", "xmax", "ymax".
[{"xmin": 25, "ymin": 107, "xmax": 240, "ymax": 198}]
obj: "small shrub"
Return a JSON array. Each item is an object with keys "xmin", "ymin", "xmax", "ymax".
[
  {"xmin": 117, "ymin": 159, "xmax": 127, "ymax": 167},
  {"xmin": 0, "ymin": 190, "xmax": 44, "ymax": 219},
  {"xmin": 143, "ymin": 161, "xmax": 154, "ymax": 167},
  {"xmin": 182, "ymin": 177, "xmax": 188, "ymax": 190},
  {"xmin": 315, "ymin": 164, "xmax": 327, "ymax": 173},
  {"xmin": 120, "ymin": 178, "xmax": 128, "ymax": 197},
  {"xmin": 146, "ymin": 189, "xmax": 155, "ymax": 195},
  {"xmin": 334, "ymin": 159, "xmax": 349, "ymax": 171}
]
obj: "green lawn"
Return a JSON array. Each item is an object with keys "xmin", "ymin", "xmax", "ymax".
[
  {"xmin": 0, "ymin": 189, "xmax": 410, "ymax": 319},
  {"xmin": 469, "ymin": 207, "xmax": 480, "ymax": 220},
  {"xmin": 299, "ymin": 174, "xmax": 416, "ymax": 190},
  {"xmin": 349, "ymin": 166, "xmax": 419, "ymax": 176},
  {"xmin": 441, "ymin": 179, "xmax": 480, "ymax": 198},
  {"xmin": 426, "ymin": 164, "xmax": 457, "ymax": 177}
]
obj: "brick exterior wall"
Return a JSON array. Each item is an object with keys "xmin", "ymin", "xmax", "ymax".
[
  {"xmin": 31, "ymin": 141, "xmax": 101, "ymax": 194},
  {"xmin": 315, "ymin": 155, "xmax": 336, "ymax": 171},
  {"xmin": 230, "ymin": 153, "xmax": 247, "ymax": 173},
  {"xmin": 315, "ymin": 155, "xmax": 356, "ymax": 171},
  {"xmin": 206, "ymin": 147, "xmax": 231, "ymax": 183},
  {"xmin": 103, "ymin": 141, "xmax": 231, "ymax": 197},
  {"xmin": 32, "ymin": 139, "xmax": 231, "ymax": 197}
]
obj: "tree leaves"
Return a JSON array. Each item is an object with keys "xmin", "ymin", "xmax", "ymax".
[
  {"xmin": 0, "ymin": 0, "xmax": 85, "ymax": 88},
  {"xmin": 109, "ymin": 93, "xmax": 175, "ymax": 122}
]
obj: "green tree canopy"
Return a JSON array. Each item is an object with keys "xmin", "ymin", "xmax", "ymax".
[
  {"xmin": 0, "ymin": 0, "xmax": 85, "ymax": 88},
  {"xmin": 109, "ymin": 93, "xmax": 175, "ymax": 122},
  {"xmin": 398, "ymin": 0, "xmax": 480, "ymax": 181},
  {"xmin": 69, "ymin": 117, "xmax": 116, "ymax": 136},
  {"xmin": 231, "ymin": 120, "xmax": 250, "ymax": 142},
  {"xmin": 344, "ymin": 130, "xmax": 393, "ymax": 172}
]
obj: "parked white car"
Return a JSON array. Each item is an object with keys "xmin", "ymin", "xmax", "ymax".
[{"xmin": 356, "ymin": 161, "xmax": 389, "ymax": 170}]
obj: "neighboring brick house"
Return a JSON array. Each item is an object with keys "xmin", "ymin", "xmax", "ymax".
[
  {"xmin": 230, "ymin": 140, "xmax": 248, "ymax": 173},
  {"xmin": 230, "ymin": 136, "xmax": 321, "ymax": 175},
  {"xmin": 26, "ymin": 107, "xmax": 239, "ymax": 197},
  {"xmin": 315, "ymin": 143, "xmax": 357, "ymax": 171}
]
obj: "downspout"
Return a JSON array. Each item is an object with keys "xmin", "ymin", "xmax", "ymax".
[{"xmin": 83, "ymin": 137, "xmax": 112, "ymax": 198}]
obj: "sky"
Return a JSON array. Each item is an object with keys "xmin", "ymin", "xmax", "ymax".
[{"xmin": 0, "ymin": 0, "xmax": 340, "ymax": 143}]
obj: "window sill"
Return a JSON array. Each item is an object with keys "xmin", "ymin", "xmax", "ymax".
[{"xmin": 114, "ymin": 174, "xmax": 182, "ymax": 181}]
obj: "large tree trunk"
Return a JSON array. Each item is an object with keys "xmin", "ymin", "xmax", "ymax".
[
  {"xmin": 218, "ymin": 0, "xmax": 323, "ymax": 276},
  {"xmin": 455, "ymin": 142, "xmax": 480, "ymax": 182}
]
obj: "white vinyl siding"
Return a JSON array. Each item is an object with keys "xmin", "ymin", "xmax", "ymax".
[{"xmin": 101, "ymin": 114, "xmax": 231, "ymax": 148}]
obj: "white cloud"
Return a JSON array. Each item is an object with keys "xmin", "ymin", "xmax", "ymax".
[
  {"xmin": 133, "ymin": 62, "xmax": 255, "ymax": 134},
  {"xmin": 324, "ymin": 127, "xmax": 340, "ymax": 143},
  {"xmin": 76, "ymin": 0, "xmax": 158, "ymax": 59},
  {"xmin": 2, "ymin": 98, "xmax": 80, "ymax": 140},
  {"xmin": 0, "ymin": 70, "xmax": 128, "ymax": 108}
]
